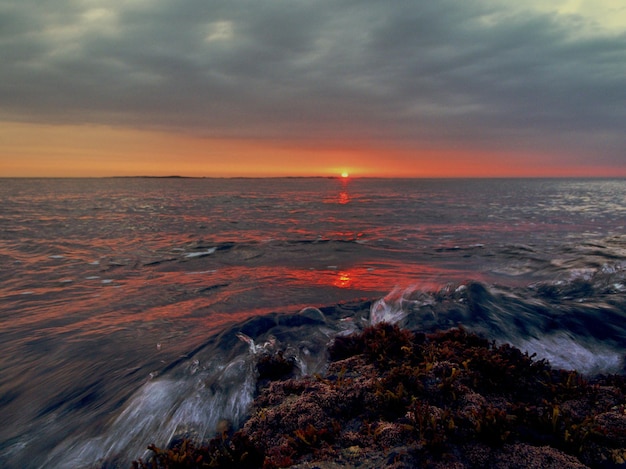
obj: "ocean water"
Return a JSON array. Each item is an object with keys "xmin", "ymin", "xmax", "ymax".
[{"xmin": 1, "ymin": 177, "xmax": 625, "ymax": 467}]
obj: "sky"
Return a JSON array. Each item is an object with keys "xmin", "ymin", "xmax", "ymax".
[{"xmin": 1, "ymin": 0, "xmax": 625, "ymax": 177}]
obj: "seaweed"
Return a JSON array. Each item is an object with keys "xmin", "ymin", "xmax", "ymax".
[
  {"xmin": 130, "ymin": 323, "xmax": 626, "ymax": 468},
  {"xmin": 132, "ymin": 432, "xmax": 262, "ymax": 469}
]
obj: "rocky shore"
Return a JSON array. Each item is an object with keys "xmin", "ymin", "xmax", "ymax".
[{"xmin": 132, "ymin": 322, "xmax": 626, "ymax": 469}]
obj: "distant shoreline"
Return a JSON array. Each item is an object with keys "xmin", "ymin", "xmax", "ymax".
[{"xmin": 2, "ymin": 176, "xmax": 624, "ymax": 181}]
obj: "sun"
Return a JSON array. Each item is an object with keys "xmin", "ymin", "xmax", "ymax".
[{"xmin": 341, "ymin": 171, "xmax": 349, "ymax": 178}]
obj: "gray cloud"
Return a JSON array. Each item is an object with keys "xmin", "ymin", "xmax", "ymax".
[{"xmin": 1, "ymin": 0, "xmax": 625, "ymax": 164}]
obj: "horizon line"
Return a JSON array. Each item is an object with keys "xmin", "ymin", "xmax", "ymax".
[{"xmin": 2, "ymin": 175, "xmax": 625, "ymax": 180}]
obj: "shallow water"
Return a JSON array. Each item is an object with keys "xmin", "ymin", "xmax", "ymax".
[{"xmin": 1, "ymin": 177, "xmax": 625, "ymax": 467}]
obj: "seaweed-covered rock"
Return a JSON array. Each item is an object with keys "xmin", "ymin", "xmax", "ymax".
[
  {"xmin": 256, "ymin": 350, "xmax": 297, "ymax": 381},
  {"xmin": 132, "ymin": 323, "xmax": 626, "ymax": 468},
  {"xmin": 477, "ymin": 443, "xmax": 589, "ymax": 469}
]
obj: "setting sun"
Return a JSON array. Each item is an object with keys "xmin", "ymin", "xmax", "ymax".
[{"xmin": 341, "ymin": 172, "xmax": 349, "ymax": 178}]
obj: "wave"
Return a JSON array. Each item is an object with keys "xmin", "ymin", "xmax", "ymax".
[
  {"xmin": 372, "ymin": 275, "xmax": 626, "ymax": 375},
  {"xmin": 43, "ymin": 271, "xmax": 625, "ymax": 467}
]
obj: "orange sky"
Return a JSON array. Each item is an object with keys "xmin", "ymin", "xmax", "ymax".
[
  {"xmin": 2, "ymin": 2, "xmax": 625, "ymax": 178},
  {"xmin": 2, "ymin": 121, "xmax": 624, "ymax": 178}
]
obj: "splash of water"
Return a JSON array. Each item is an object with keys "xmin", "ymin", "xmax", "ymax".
[
  {"xmin": 40, "ymin": 273, "xmax": 626, "ymax": 467},
  {"xmin": 367, "ymin": 278, "xmax": 625, "ymax": 376},
  {"xmin": 44, "ymin": 305, "xmax": 360, "ymax": 467},
  {"xmin": 47, "ymin": 355, "xmax": 258, "ymax": 467}
]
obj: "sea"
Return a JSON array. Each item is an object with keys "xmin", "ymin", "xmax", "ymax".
[{"xmin": 1, "ymin": 177, "xmax": 625, "ymax": 468}]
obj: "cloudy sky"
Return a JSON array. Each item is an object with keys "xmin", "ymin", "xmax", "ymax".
[{"xmin": 1, "ymin": 0, "xmax": 625, "ymax": 177}]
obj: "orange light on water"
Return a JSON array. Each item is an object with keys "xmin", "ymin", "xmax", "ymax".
[{"xmin": 333, "ymin": 271, "xmax": 353, "ymax": 288}]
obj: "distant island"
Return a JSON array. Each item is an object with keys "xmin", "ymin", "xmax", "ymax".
[{"xmin": 110, "ymin": 175, "xmax": 194, "ymax": 179}]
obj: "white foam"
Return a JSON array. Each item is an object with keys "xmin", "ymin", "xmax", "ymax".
[
  {"xmin": 370, "ymin": 297, "xmax": 407, "ymax": 325},
  {"xmin": 370, "ymin": 286, "xmax": 436, "ymax": 325},
  {"xmin": 184, "ymin": 247, "xmax": 216, "ymax": 258},
  {"xmin": 515, "ymin": 333, "xmax": 623, "ymax": 375},
  {"xmin": 50, "ymin": 366, "xmax": 258, "ymax": 468}
]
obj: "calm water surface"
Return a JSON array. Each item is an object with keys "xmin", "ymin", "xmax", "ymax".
[{"xmin": 1, "ymin": 177, "xmax": 626, "ymax": 467}]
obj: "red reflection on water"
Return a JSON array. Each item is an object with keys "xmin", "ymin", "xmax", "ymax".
[
  {"xmin": 337, "ymin": 175, "xmax": 351, "ymax": 204},
  {"xmin": 1, "ymin": 259, "xmax": 475, "ymax": 342},
  {"xmin": 334, "ymin": 271, "xmax": 353, "ymax": 288},
  {"xmin": 280, "ymin": 264, "xmax": 458, "ymax": 293}
]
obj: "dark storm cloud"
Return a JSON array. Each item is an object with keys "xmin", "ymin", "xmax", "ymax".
[{"xmin": 1, "ymin": 0, "xmax": 625, "ymax": 161}]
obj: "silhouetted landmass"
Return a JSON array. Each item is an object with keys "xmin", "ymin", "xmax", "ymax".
[
  {"xmin": 109, "ymin": 175, "xmax": 352, "ymax": 179},
  {"xmin": 110, "ymin": 175, "xmax": 193, "ymax": 179}
]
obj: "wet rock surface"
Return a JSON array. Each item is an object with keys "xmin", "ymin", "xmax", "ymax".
[{"xmin": 132, "ymin": 323, "xmax": 626, "ymax": 468}]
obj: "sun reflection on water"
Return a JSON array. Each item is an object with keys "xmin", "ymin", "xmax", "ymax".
[{"xmin": 333, "ymin": 271, "xmax": 352, "ymax": 288}]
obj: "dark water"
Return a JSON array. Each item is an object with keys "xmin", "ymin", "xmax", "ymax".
[{"xmin": 1, "ymin": 177, "xmax": 625, "ymax": 467}]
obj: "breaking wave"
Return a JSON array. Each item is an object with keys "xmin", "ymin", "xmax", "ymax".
[{"xmin": 44, "ymin": 269, "xmax": 626, "ymax": 467}]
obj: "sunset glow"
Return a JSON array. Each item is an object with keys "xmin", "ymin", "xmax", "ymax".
[
  {"xmin": 0, "ymin": 1, "xmax": 624, "ymax": 177},
  {"xmin": 3, "ymin": 121, "xmax": 625, "ymax": 178}
]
